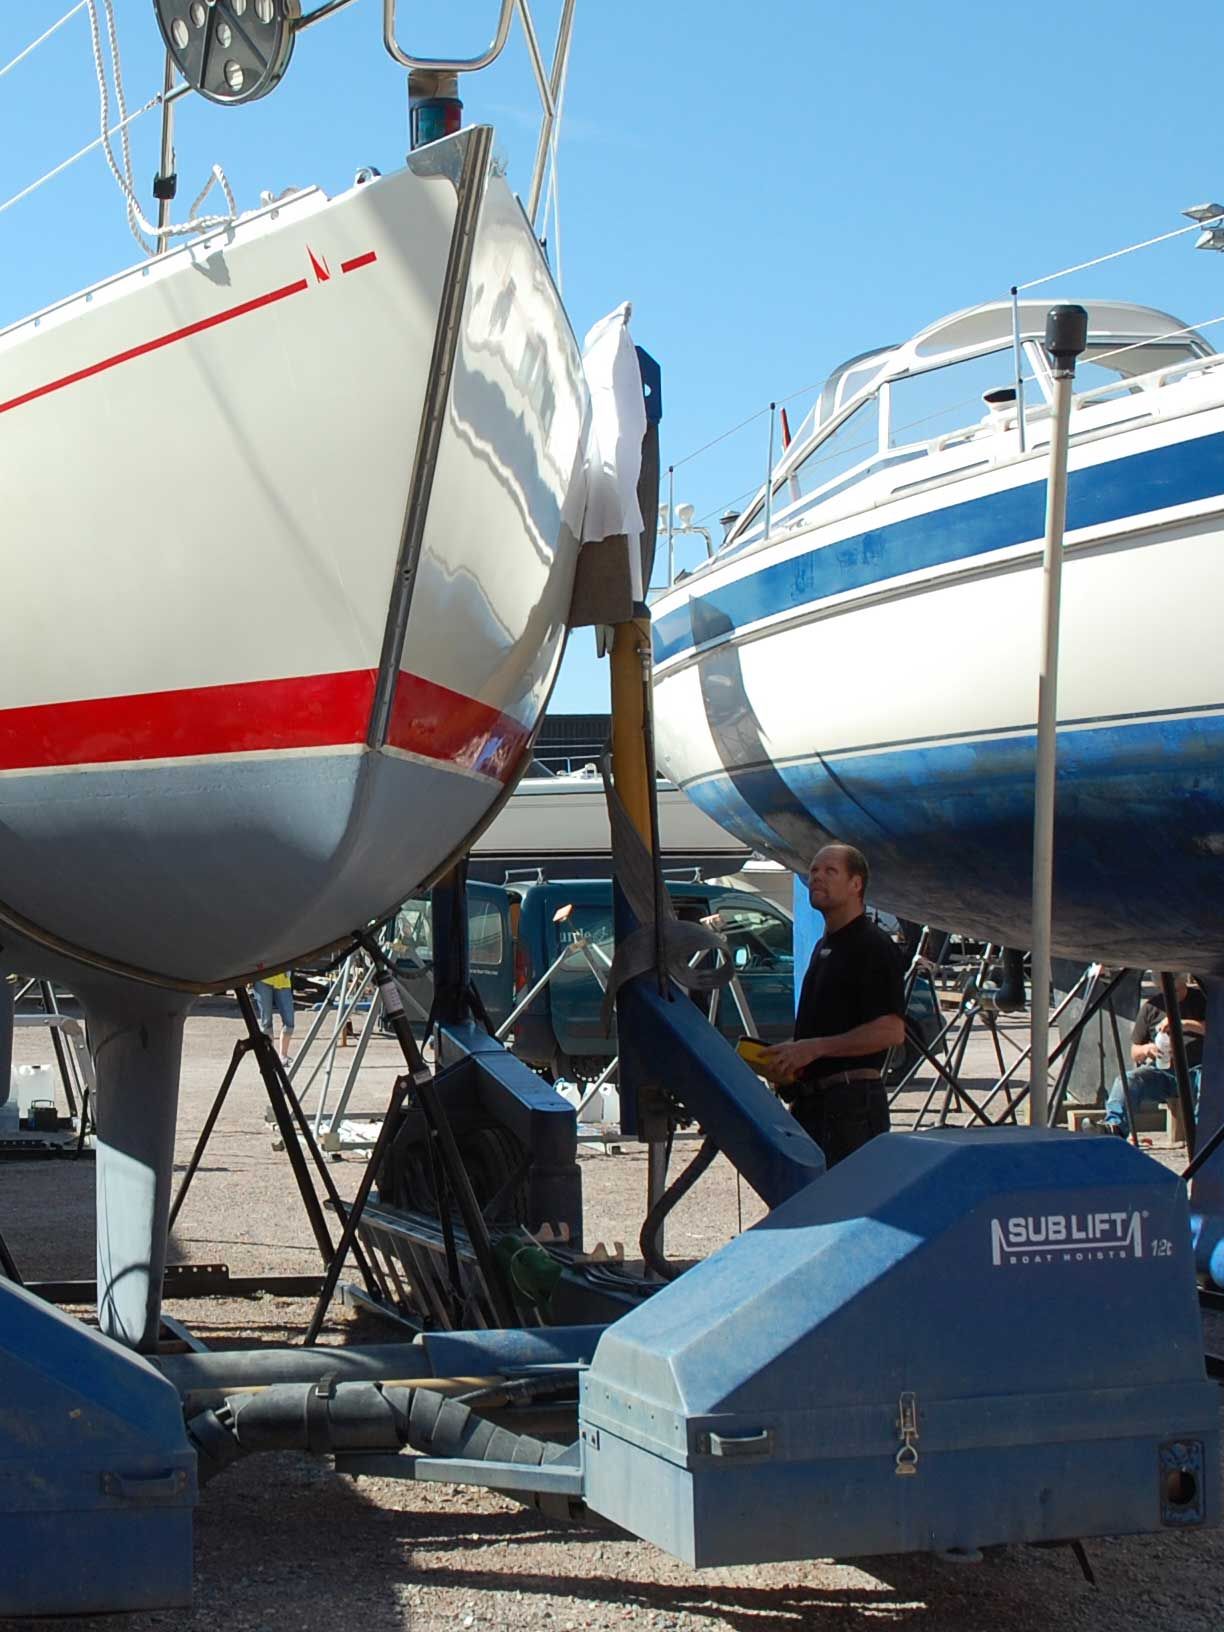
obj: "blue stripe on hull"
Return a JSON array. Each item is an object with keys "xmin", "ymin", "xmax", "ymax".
[
  {"xmin": 654, "ymin": 429, "xmax": 1224, "ymax": 665},
  {"xmin": 684, "ymin": 714, "xmax": 1224, "ymax": 968}
]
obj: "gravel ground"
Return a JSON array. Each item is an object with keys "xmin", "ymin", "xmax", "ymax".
[{"xmin": 2, "ymin": 1003, "xmax": 1221, "ymax": 1630}]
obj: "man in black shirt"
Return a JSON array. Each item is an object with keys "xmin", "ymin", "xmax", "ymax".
[
  {"xmin": 1101, "ymin": 972, "xmax": 1206, "ymax": 1136},
  {"xmin": 760, "ymin": 844, "xmax": 905, "ymax": 1167}
]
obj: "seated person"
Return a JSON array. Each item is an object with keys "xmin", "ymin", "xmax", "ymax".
[{"xmin": 1101, "ymin": 972, "xmax": 1204, "ymax": 1136}]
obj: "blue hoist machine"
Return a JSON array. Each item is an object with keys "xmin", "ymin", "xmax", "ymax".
[{"xmin": 0, "ymin": 0, "xmax": 1218, "ymax": 1615}]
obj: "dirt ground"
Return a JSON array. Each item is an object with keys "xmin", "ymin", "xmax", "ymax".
[{"xmin": 2, "ymin": 1003, "xmax": 1221, "ymax": 1630}]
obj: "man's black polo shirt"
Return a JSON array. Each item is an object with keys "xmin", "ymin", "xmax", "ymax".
[{"xmin": 793, "ymin": 913, "xmax": 905, "ymax": 1085}]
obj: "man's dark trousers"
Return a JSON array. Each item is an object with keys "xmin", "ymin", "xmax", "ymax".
[{"xmin": 790, "ymin": 1078, "xmax": 890, "ymax": 1168}]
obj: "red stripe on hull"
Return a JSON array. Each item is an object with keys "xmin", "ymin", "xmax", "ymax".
[
  {"xmin": 341, "ymin": 251, "xmax": 378, "ymax": 274},
  {"xmin": 0, "ymin": 669, "xmax": 529, "ymax": 783},
  {"xmin": 0, "ymin": 277, "xmax": 311, "ymax": 419},
  {"xmin": 386, "ymin": 672, "xmax": 532, "ymax": 782}
]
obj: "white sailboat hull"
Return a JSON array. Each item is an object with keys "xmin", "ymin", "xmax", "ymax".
[
  {"xmin": 0, "ymin": 129, "xmax": 588, "ymax": 987},
  {"xmin": 652, "ymin": 365, "xmax": 1224, "ymax": 966}
]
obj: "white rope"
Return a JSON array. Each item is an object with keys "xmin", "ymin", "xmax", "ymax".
[
  {"xmin": 0, "ymin": 1, "xmax": 88, "ymax": 81},
  {"xmin": 84, "ymin": 0, "xmax": 237, "ymax": 251}
]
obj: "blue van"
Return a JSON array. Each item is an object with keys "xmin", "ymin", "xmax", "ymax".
[
  {"xmin": 510, "ymin": 878, "xmax": 796, "ymax": 1080},
  {"xmin": 388, "ymin": 882, "xmax": 516, "ymax": 1033},
  {"xmin": 386, "ymin": 877, "xmax": 941, "ymax": 1085}
]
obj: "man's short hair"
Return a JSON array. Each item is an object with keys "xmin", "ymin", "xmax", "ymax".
[{"xmin": 816, "ymin": 843, "xmax": 870, "ymax": 900}]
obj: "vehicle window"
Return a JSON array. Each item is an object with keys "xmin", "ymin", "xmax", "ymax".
[
  {"xmin": 392, "ymin": 899, "xmax": 432, "ymax": 967},
  {"xmin": 887, "ymin": 349, "xmax": 1016, "ymax": 449},
  {"xmin": 713, "ymin": 905, "xmax": 794, "ymax": 972},
  {"xmin": 775, "ymin": 396, "xmax": 880, "ymax": 514},
  {"xmin": 468, "ymin": 898, "xmax": 504, "ymax": 968}
]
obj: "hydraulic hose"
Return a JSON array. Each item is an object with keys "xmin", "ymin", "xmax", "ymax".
[
  {"xmin": 186, "ymin": 1377, "xmax": 572, "ymax": 1484},
  {"xmin": 638, "ymin": 1135, "xmax": 719, "ymax": 1282}
]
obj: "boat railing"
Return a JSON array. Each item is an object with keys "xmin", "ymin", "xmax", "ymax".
[
  {"xmin": 662, "ymin": 332, "xmax": 1224, "ymax": 588},
  {"xmin": 383, "ymin": 0, "xmax": 575, "ymax": 233},
  {"xmin": 1070, "ymin": 343, "xmax": 1224, "ymax": 411}
]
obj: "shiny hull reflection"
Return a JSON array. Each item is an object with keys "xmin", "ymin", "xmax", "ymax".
[{"xmin": 0, "ymin": 129, "xmax": 588, "ymax": 987}]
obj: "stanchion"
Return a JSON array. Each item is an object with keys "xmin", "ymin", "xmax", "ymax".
[{"xmin": 1029, "ymin": 305, "xmax": 1088, "ymax": 1125}]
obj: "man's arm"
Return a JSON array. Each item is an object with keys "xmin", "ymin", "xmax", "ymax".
[
  {"xmin": 1132, "ymin": 1005, "xmax": 1158, "ymax": 1066},
  {"xmin": 760, "ymin": 1015, "xmax": 905, "ymax": 1083}
]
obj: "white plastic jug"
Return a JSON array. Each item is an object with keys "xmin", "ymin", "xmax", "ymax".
[{"xmin": 12, "ymin": 1064, "xmax": 54, "ymax": 1117}]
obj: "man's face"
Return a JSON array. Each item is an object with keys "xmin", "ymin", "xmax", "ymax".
[{"xmin": 808, "ymin": 848, "xmax": 859, "ymax": 914}]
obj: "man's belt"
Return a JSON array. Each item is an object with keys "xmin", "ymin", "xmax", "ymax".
[{"xmin": 811, "ymin": 1068, "xmax": 882, "ymax": 1087}]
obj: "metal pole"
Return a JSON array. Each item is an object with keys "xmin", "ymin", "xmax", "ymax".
[
  {"xmin": 296, "ymin": 961, "xmax": 375, "ymax": 1104},
  {"xmin": 1028, "ymin": 305, "xmax": 1088, "ymax": 1128},
  {"xmin": 1105, "ymin": 994, "xmax": 1141, "ymax": 1147},
  {"xmin": 319, "ymin": 987, "xmax": 384, "ymax": 1139},
  {"xmin": 1010, "ymin": 286, "xmax": 1027, "ymax": 454},
  {"xmin": 494, "ymin": 944, "xmax": 578, "ymax": 1040},
  {"xmin": 976, "ymin": 963, "xmax": 1095, "ymax": 1118},
  {"xmin": 1008, "ymin": 965, "xmax": 1129, "ymax": 1125},
  {"xmin": 1159, "ymin": 972, "xmax": 1198, "ymax": 1157},
  {"xmin": 1047, "ymin": 964, "xmax": 1102, "ymax": 1126},
  {"xmin": 646, "ymin": 1139, "xmax": 669, "ymax": 1271},
  {"xmin": 168, "ymin": 1040, "xmax": 249, "ymax": 1230},
  {"xmin": 298, "ymin": 0, "xmax": 363, "ymax": 28},
  {"xmin": 236, "ymin": 989, "xmax": 337, "ymax": 1266},
  {"xmin": 764, "ymin": 403, "xmax": 776, "ymax": 538},
  {"xmin": 525, "ymin": 0, "xmax": 575, "ymax": 230},
  {"xmin": 154, "ymin": 52, "xmax": 176, "ymax": 254},
  {"xmin": 666, "ymin": 465, "xmax": 675, "ymax": 586},
  {"xmin": 38, "ymin": 981, "xmax": 78, "ymax": 1119}
]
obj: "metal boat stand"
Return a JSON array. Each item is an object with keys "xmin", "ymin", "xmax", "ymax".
[
  {"xmin": 156, "ymin": 983, "xmax": 388, "ymax": 1323},
  {"xmin": 884, "ymin": 950, "xmax": 1174, "ymax": 1137},
  {"xmin": 3, "ymin": 978, "xmax": 96, "ymax": 1154},
  {"xmin": 282, "ymin": 939, "xmax": 433, "ymax": 1153}
]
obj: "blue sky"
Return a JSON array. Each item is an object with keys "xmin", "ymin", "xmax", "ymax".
[{"xmin": 4, "ymin": 1, "xmax": 1223, "ymax": 711}]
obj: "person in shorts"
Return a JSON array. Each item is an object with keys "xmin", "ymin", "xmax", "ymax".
[{"xmin": 253, "ymin": 970, "xmax": 295, "ymax": 1064}]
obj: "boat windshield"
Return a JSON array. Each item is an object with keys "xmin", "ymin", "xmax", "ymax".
[
  {"xmin": 809, "ymin": 346, "xmax": 895, "ymax": 434},
  {"xmin": 1068, "ymin": 337, "xmax": 1206, "ymax": 397},
  {"xmin": 719, "ymin": 302, "xmax": 1214, "ymax": 556}
]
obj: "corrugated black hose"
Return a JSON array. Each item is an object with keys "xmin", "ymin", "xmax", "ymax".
[{"xmin": 186, "ymin": 1377, "xmax": 574, "ymax": 1484}]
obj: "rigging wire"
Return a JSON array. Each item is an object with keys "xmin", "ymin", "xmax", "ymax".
[
  {"xmin": 673, "ymin": 212, "xmax": 1224, "ymax": 533},
  {"xmin": 0, "ymin": 93, "xmax": 157, "ymax": 222},
  {"xmin": 0, "ymin": 2, "xmax": 87, "ymax": 82},
  {"xmin": 1015, "ymin": 221, "xmax": 1206, "ymax": 291},
  {"xmin": 540, "ymin": 26, "xmax": 571, "ymax": 296},
  {"xmin": 0, "ymin": 1, "xmax": 238, "ymax": 247}
]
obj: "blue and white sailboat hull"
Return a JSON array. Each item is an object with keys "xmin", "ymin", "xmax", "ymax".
[{"xmin": 652, "ymin": 301, "xmax": 1224, "ymax": 969}]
